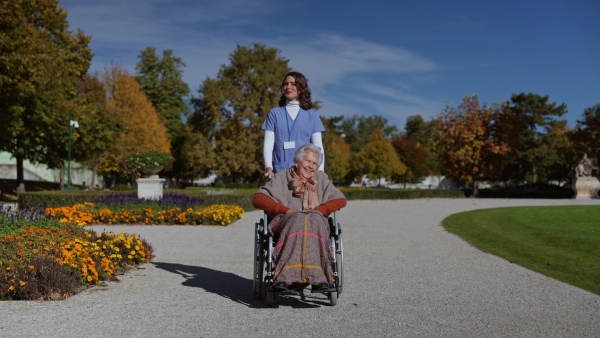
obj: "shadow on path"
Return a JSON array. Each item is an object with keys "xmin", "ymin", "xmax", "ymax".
[{"xmin": 152, "ymin": 262, "xmax": 328, "ymax": 308}]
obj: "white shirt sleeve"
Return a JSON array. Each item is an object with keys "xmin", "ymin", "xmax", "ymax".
[
  {"xmin": 263, "ymin": 131, "xmax": 275, "ymax": 169},
  {"xmin": 311, "ymin": 132, "xmax": 325, "ymax": 171}
]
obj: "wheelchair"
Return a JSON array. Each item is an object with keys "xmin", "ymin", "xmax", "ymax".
[{"xmin": 253, "ymin": 211, "xmax": 344, "ymax": 306}]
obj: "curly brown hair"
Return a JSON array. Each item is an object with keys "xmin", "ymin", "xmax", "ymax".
[{"xmin": 278, "ymin": 71, "xmax": 313, "ymax": 110}]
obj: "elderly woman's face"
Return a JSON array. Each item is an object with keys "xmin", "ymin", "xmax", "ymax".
[{"xmin": 296, "ymin": 151, "xmax": 318, "ymax": 179}]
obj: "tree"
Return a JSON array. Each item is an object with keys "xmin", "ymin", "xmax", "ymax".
[
  {"xmin": 187, "ymin": 43, "xmax": 290, "ymax": 180},
  {"xmin": 171, "ymin": 125, "xmax": 215, "ymax": 181},
  {"xmin": 391, "ymin": 136, "xmax": 430, "ymax": 187},
  {"xmin": 98, "ymin": 65, "xmax": 170, "ymax": 184},
  {"xmin": 323, "ymin": 133, "xmax": 351, "ymax": 183},
  {"xmin": 500, "ymin": 93, "xmax": 568, "ymax": 183},
  {"xmin": 404, "ymin": 115, "xmax": 436, "ymax": 147},
  {"xmin": 433, "ymin": 95, "xmax": 509, "ymax": 197},
  {"xmin": 574, "ymin": 104, "xmax": 600, "ymax": 159},
  {"xmin": 355, "ymin": 128, "xmax": 406, "ymax": 186},
  {"xmin": 0, "ymin": 0, "xmax": 92, "ymax": 189},
  {"xmin": 71, "ymin": 73, "xmax": 119, "ymax": 189},
  {"xmin": 135, "ymin": 47, "xmax": 190, "ymax": 140},
  {"xmin": 338, "ymin": 115, "xmax": 399, "ymax": 152}
]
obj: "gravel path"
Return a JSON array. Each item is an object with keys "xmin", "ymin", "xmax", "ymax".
[{"xmin": 1, "ymin": 198, "xmax": 599, "ymax": 337}]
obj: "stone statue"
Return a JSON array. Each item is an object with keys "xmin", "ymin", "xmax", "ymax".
[
  {"xmin": 575, "ymin": 153, "xmax": 598, "ymax": 177},
  {"xmin": 573, "ymin": 153, "xmax": 599, "ymax": 199}
]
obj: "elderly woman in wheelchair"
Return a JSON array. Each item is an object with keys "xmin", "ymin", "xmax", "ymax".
[{"xmin": 253, "ymin": 143, "xmax": 346, "ymax": 306}]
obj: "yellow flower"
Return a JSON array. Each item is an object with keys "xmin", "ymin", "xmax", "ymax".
[
  {"xmin": 19, "ymin": 281, "xmax": 26, "ymax": 287},
  {"xmin": 29, "ymin": 265, "xmax": 35, "ymax": 270},
  {"xmin": 8, "ymin": 285, "xmax": 14, "ymax": 291}
]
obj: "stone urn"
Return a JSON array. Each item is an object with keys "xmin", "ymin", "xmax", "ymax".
[{"xmin": 143, "ymin": 166, "xmax": 166, "ymax": 178}]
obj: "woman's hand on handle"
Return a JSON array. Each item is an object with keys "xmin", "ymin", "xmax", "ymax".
[{"xmin": 263, "ymin": 167, "xmax": 273, "ymax": 181}]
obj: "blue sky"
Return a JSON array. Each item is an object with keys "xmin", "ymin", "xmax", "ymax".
[{"xmin": 59, "ymin": 0, "xmax": 599, "ymax": 131}]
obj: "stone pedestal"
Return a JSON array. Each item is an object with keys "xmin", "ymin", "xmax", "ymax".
[
  {"xmin": 573, "ymin": 177, "xmax": 600, "ymax": 199},
  {"xmin": 137, "ymin": 175, "xmax": 166, "ymax": 200}
]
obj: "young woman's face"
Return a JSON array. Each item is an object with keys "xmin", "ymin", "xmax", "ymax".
[
  {"xmin": 295, "ymin": 151, "xmax": 318, "ymax": 179},
  {"xmin": 282, "ymin": 75, "xmax": 299, "ymax": 101}
]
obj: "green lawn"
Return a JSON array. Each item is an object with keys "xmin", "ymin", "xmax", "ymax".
[{"xmin": 442, "ymin": 205, "xmax": 600, "ymax": 295}]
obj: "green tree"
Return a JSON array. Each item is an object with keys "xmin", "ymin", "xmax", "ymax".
[
  {"xmin": 135, "ymin": 47, "xmax": 190, "ymax": 140},
  {"xmin": 433, "ymin": 95, "xmax": 509, "ymax": 197},
  {"xmin": 405, "ymin": 115, "xmax": 436, "ymax": 147},
  {"xmin": 574, "ymin": 104, "xmax": 600, "ymax": 159},
  {"xmin": 171, "ymin": 125, "xmax": 215, "ymax": 181},
  {"xmin": 187, "ymin": 43, "xmax": 290, "ymax": 180},
  {"xmin": 500, "ymin": 93, "xmax": 568, "ymax": 183},
  {"xmin": 338, "ymin": 115, "xmax": 399, "ymax": 152},
  {"xmin": 71, "ymin": 73, "xmax": 119, "ymax": 189},
  {"xmin": 355, "ymin": 128, "xmax": 406, "ymax": 186},
  {"xmin": 0, "ymin": 0, "xmax": 92, "ymax": 189}
]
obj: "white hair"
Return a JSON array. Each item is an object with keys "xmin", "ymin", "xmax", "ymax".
[{"xmin": 293, "ymin": 143, "xmax": 323, "ymax": 167}]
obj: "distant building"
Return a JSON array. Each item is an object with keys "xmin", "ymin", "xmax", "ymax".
[{"xmin": 0, "ymin": 151, "xmax": 102, "ymax": 187}]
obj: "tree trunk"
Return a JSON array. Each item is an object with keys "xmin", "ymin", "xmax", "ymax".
[
  {"xmin": 59, "ymin": 164, "xmax": 65, "ymax": 190},
  {"xmin": 90, "ymin": 159, "xmax": 97, "ymax": 189},
  {"xmin": 16, "ymin": 155, "xmax": 24, "ymax": 192},
  {"xmin": 532, "ymin": 161, "xmax": 537, "ymax": 184},
  {"xmin": 471, "ymin": 180, "xmax": 479, "ymax": 198}
]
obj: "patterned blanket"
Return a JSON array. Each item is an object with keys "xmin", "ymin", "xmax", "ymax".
[{"xmin": 269, "ymin": 210, "xmax": 334, "ymax": 287}]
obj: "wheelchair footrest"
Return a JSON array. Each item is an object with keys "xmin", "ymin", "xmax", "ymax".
[{"xmin": 310, "ymin": 287, "xmax": 337, "ymax": 294}]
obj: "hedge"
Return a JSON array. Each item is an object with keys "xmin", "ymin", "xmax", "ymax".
[{"xmin": 18, "ymin": 191, "xmax": 255, "ymax": 212}]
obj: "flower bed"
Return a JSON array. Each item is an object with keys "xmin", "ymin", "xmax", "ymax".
[
  {"xmin": 46, "ymin": 202, "xmax": 244, "ymax": 226},
  {"xmin": 0, "ymin": 225, "xmax": 152, "ymax": 300}
]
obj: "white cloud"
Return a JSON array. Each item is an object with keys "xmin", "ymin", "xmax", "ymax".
[{"xmin": 61, "ymin": 1, "xmax": 444, "ymax": 129}]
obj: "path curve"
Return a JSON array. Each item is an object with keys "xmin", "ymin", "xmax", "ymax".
[{"xmin": 1, "ymin": 199, "xmax": 599, "ymax": 337}]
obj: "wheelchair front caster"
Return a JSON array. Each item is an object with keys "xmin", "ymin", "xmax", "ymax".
[
  {"xmin": 328, "ymin": 292, "xmax": 338, "ymax": 306},
  {"xmin": 266, "ymin": 290, "xmax": 274, "ymax": 306}
]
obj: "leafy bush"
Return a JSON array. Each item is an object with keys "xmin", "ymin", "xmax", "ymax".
[{"xmin": 19, "ymin": 191, "xmax": 108, "ymax": 210}]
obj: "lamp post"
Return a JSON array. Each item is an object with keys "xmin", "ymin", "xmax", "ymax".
[{"xmin": 66, "ymin": 116, "xmax": 79, "ymax": 190}]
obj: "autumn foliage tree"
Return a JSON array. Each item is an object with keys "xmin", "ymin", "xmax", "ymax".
[
  {"xmin": 433, "ymin": 95, "xmax": 509, "ymax": 197},
  {"xmin": 323, "ymin": 133, "xmax": 351, "ymax": 183},
  {"xmin": 98, "ymin": 65, "xmax": 170, "ymax": 182},
  {"xmin": 354, "ymin": 128, "xmax": 406, "ymax": 186},
  {"xmin": 391, "ymin": 136, "xmax": 430, "ymax": 186}
]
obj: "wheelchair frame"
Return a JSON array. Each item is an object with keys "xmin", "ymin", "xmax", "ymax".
[{"xmin": 253, "ymin": 211, "xmax": 344, "ymax": 306}]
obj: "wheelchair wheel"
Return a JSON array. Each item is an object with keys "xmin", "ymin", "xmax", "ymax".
[
  {"xmin": 328, "ymin": 291, "xmax": 338, "ymax": 306},
  {"xmin": 253, "ymin": 222, "xmax": 260, "ymax": 298},
  {"xmin": 336, "ymin": 234, "xmax": 344, "ymax": 295}
]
